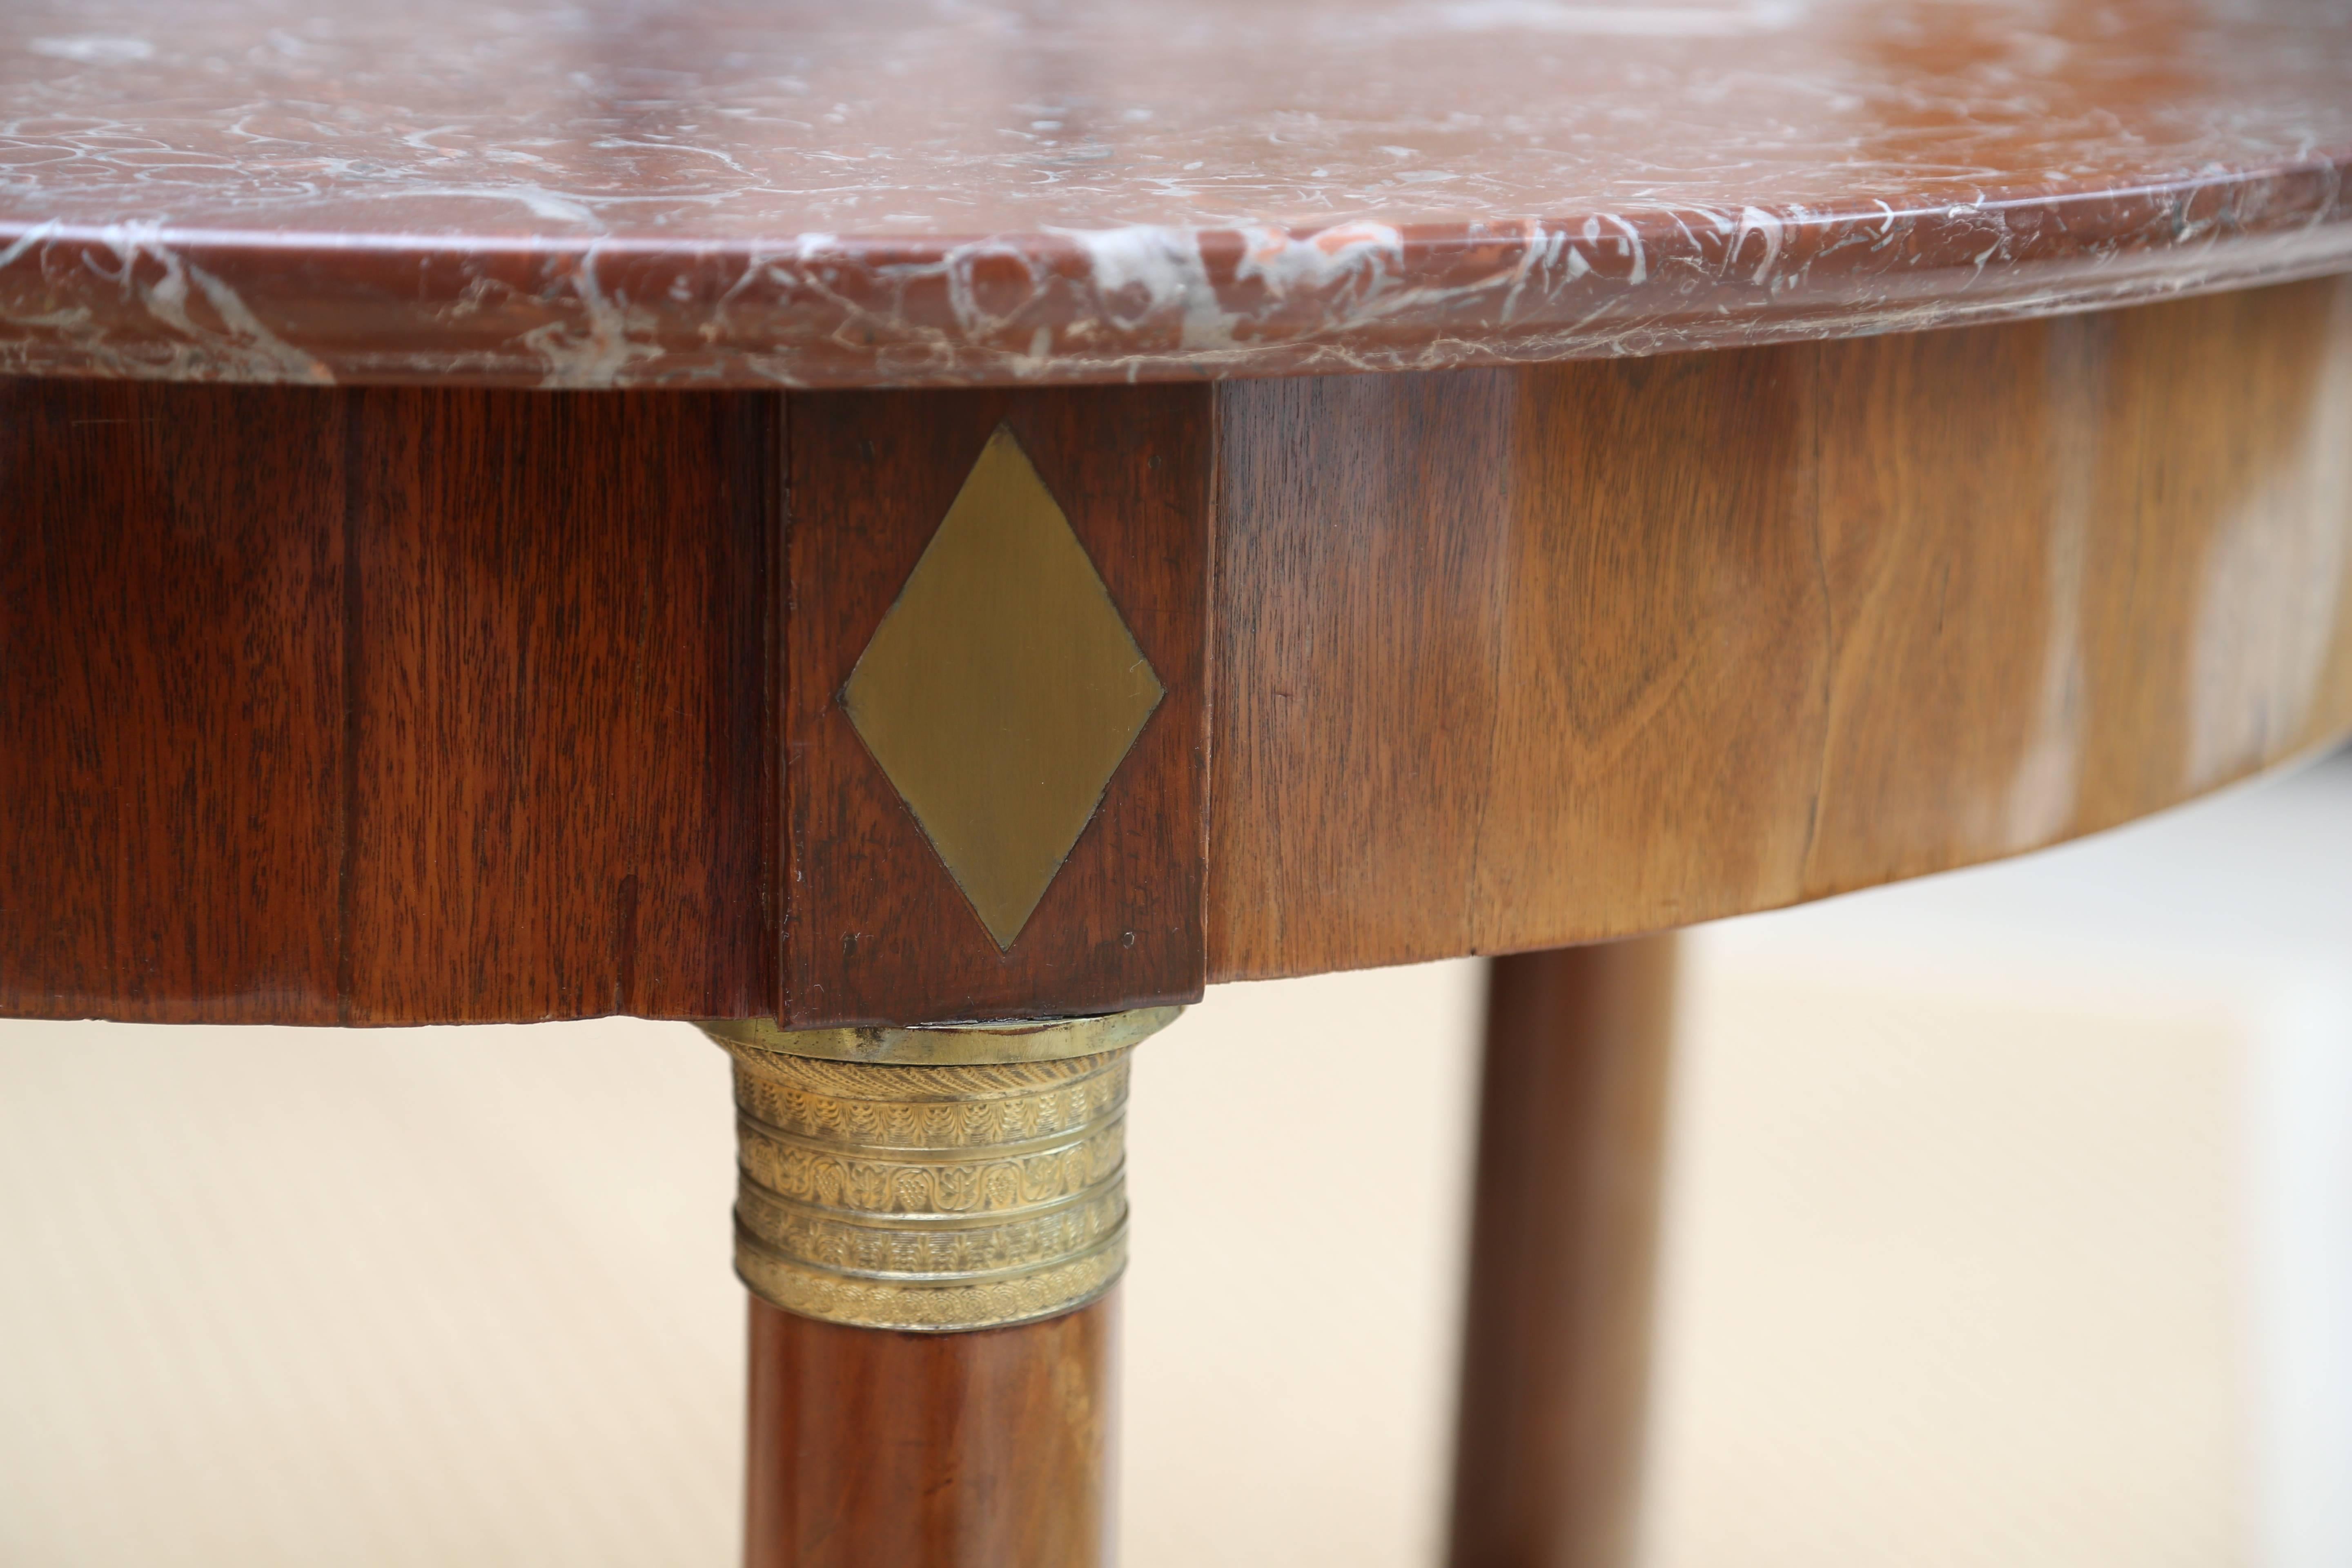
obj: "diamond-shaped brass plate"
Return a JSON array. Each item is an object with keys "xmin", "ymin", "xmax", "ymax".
[{"xmin": 842, "ymin": 425, "xmax": 1164, "ymax": 951}]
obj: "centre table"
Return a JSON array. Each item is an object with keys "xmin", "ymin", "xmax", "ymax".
[{"xmin": 6, "ymin": 2, "xmax": 2351, "ymax": 1563}]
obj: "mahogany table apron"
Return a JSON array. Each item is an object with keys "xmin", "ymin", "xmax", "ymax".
[{"xmin": 9, "ymin": 276, "xmax": 2352, "ymax": 1565}]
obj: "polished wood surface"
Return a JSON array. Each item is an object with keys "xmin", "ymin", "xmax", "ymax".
[
  {"xmin": 8, "ymin": 281, "xmax": 2351, "ymax": 1021},
  {"xmin": 782, "ymin": 387, "xmax": 1212, "ymax": 1026},
  {"xmin": 0, "ymin": 381, "xmax": 772, "ymax": 1022},
  {"xmin": 0, "ymin": 379, "xmax": 346, "ymax": 1020},
  {"xmin": 1209, "ymin": 275, "xmax": 2352, "ymax": 980},
  {"xmin": 746, "ymin": 1295, "xmax": 1115, "ymax": 1568},
  {"xmin": 1449, "ymin": 939, "xmax": 1677, "ymax": 1568}
]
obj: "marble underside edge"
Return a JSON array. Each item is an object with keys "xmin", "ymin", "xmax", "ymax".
[{"xmin": 3, "ymin": 171, "xmax": 2350, "ymax": 389}]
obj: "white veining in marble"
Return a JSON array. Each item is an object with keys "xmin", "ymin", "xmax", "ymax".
[{"xmin": 1, "ymin": 0, "xmax": 2348, "ymax": 387}]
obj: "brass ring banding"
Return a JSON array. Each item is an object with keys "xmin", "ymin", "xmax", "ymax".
[{"xmin": 700, "ymin": 1009, "xmax": 1178, "ymax": 1332}]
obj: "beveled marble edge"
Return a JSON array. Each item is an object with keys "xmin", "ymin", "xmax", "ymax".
[{"xmin": 5, "ymin": 164, "xmax": 2348, "ymax": 389}]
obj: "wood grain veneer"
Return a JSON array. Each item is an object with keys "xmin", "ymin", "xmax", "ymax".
[
  {"xmin": 0, "ymin": 379, "xmax": 348, "ymax": 1019},
  {"xmin": 1207, "ymin": 275, "xmax": 2352, "ymax": 980},
  {"xmin": 0, "ymin": 382, "xmax": 772, "ymax": 1022},
  {"xmin": 781, "ymin": 386, "xmax": 1212, "ymax": 1026},
  {"xmin": 7, "ymin": 282, "xmax": 2350, "ymax": 1020},
  {"xmin": 338, "ymin": 388, "xmax": 773, "ymax": 1021}
]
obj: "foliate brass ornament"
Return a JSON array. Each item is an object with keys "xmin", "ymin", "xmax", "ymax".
[
  {"xmin": 840, "ymin": 424, "xmax": 1164, "ymax": 951},
  {"xmin": 702, "ymin": 1008, "xmax": 1180, "ymax": 1332}
]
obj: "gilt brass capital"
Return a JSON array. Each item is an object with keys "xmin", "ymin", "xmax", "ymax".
[{"xmin": 700, "ymin": 1008, "xmax": 1180, "ymax": 1332}]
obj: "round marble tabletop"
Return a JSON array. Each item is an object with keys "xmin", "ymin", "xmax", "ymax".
[{"xmin": 3, "ymin": 0, "xmax": 2349, "ymax": 388}]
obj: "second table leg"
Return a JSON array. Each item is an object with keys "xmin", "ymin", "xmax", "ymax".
[{"xmin": 1446, "ymin": 936, "xmax": 1680, "ymax": 1568}]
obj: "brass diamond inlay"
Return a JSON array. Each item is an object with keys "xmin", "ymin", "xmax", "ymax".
[{"xmin": 843, "ymin": 425, "xmax": 1164, "ymax": 950}]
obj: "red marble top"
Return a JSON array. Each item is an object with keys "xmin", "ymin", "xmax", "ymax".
[{"xmin": 3, "ymin": 0, "xmax": 2349, "ymax": 388}]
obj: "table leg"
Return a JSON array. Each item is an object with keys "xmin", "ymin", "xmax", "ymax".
[
  {"xmin": 705, "ymin": 1012, "xmax": 1172, "ymax": 1568},
  {"xmin": 746, "ymin": 1295, "xmax": 1116, "ymax": 1568},
  {"xmin": 1447, "ymin": 936, "xmax": 1679, "ymax": 1568}
]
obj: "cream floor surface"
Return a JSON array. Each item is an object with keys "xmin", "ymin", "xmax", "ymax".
[{"xmin": 3, "ymin": 755, "xmax": 2347, "ymax": 1567}]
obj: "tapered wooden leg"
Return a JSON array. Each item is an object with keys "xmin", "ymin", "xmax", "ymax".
[
  {"xmin": 1447, "ymin": 936, "xmax": 1679, "ymax": 1568},
  {"xmin": 746, "ymin": 1294, "xmax": 1117, "ymax": 1568},
  {"xmin": 708, "ymin": 1011, "xmax": 1168, "ymax": 1568}
]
